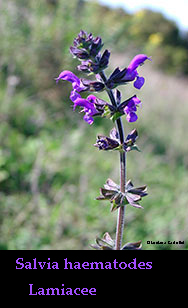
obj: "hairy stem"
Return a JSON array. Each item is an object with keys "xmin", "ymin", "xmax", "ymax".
[
  {"xmin": 115, "ymin": 150, "xmax": 126, "ymax": 250},
  {"xmin": 100, "ymin": 71, "xmax": 126, "ymax": 250}
]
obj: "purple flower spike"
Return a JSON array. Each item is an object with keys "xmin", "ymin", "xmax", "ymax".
[{"xmin": 55, "ymin": 70, "xmax": 85, "ymax": 92}]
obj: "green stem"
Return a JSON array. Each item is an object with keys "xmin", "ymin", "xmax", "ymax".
[{"xmin": 100, "ymin": 71, "xmax": 126, "ymax": 250}]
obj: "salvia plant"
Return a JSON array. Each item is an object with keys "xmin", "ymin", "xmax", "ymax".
[{"xmin": 56, "ymin": 30, "xmax": 151, "ymax": 250}]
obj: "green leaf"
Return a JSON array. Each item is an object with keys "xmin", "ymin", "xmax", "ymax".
[
  {"xmin": 111, "ymin": 111, "xmax": 122, "ymax": 122},
  {"xmin": 130, "ymin": 145, "xmax": 141, "ymax": 152},
  {"xmin": 110, "ymin": 200, "xmax": 119, "ymax": 212},
  {"xmin": 102, "ymin": 105, "xmax": 112, "ymax": 118}
]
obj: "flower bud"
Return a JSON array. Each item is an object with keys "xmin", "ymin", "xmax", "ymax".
[
  {"xmin": 69, "ymin": 46, "xmax": 90, "ymax": 60},
  {"xmin": 70, "ymin": 30, "xmax": 103, "ymax": 60},
  {"xmin": 90, "ymin": 36, "xmax": 103, "ymax": 57},
  {"xmin": 94, "ymin": 135, "xmax": 120, "ymax": 151},
  {"xmin": 94, "ymin": 128, "xmax": 120, "ymax": 151},
  {"xmin": 81, "ymin": 79, "xmax": 105, "ymax": 92},
  {"xmin": 123, "ymin": 129, "xmax": 140, "ymax": 152}
]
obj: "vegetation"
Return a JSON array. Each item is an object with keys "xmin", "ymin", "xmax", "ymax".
[{"xmin": 0, "ymin": 0, "xmax": 188, "ymax": 250}]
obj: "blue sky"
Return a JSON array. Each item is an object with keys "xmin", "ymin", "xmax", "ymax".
[{"xmin": 96, "ymin": 0, "xmax": 188, "ymax": 31}]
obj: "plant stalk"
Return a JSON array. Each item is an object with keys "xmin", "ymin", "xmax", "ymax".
[
  {"xmin": 115, "ymin": 149, "xmax": 126, "ymax": 250},
  {"xmin": 100, "ymin": 71, "xmax": 127, "ymax": 250}
]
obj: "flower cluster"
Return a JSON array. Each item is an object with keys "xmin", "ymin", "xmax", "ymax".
[
  {"xmin": 70, "ymin": 30, "xmax": 110, "ymax": 74},
  {"xmin": 56, "ymin": 30, "xmax": 151, "ymax": 124},
  {"xmin": 70, "ymin": 30, "xmax": 104, "ymax": 61},
  {"xmin": 56, "ymin": 71, "xmax": 108, "ymax": 124},
  {"xmin": 94, "ymin": 127, "xmax": 139, "ymax": 152}
]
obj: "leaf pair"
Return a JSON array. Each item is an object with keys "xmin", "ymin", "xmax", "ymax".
[{"xmin": 96, "ymin": 178, "xmax": 147, "ymax": 211}]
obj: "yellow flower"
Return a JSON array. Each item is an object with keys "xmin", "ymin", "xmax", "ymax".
[{"xmin": 149, "ymin": 33, "xmax": 163, "ymax": 46}]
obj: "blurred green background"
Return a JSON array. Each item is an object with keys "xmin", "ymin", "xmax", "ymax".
[{"xmin": 0, "ymin": 0, "xmax": 188, "ymax": 250}]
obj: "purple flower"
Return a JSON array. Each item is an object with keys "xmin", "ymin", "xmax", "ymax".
[
  {"xmin": 127, "ymin": 54, "xmax": 150, "ymax": 72},
  {"xmin": 70, "ymin": 93, "xmax": 98, "ymax": 125},
  {"xmin": 106, "ymin": 54, "xmax": 151, "ymax": 90},
  {"xmin": 55, "ymin": 70, "xmax": 86, "ymax": 92},
  {"xmin": 56, "ymin": 69, "xmax": 109, "ymax": 124},
  {"xmin": 118, "ymin": 95, "xmax": 141, "ymax": 122},
  {"xmin": 70, "ymin": 89, "xmax": 81, "ymax": 102},
  {"xmin": 123, "ymin": 129, "xmax": 139, "ymax": 152},
  {"xmin": 126, "ymin": 54, "xmax": 151, "ymax": 89},
  {"xmin": 123, "ymin": 96, "xmax": 141, "ymax": 122}
]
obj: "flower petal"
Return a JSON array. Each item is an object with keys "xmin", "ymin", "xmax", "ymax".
[
  {"xmin": 127, "ymin": 54, "xmax": 151, "ymax": 73},
  {"xmin": 56, "ymin": 70, "xmax": 80, "ymax": 84},
  {"xmin": 56, "ymin": 70, "xmax": 85, "ymax": 92},
  {"xmin": 83, "ymin": 114, "xmax": 94, "ymax": 125},
  {"xmin": 134, "ymin": 76, "xmax": 145, "ymax": 89},
  {"xmin": 87, "ymin": 95, "xmax": 97, "ymax": 104},
  {"xmin": 126, "ymin": 112, "xmax": 138, "ymax": 122},
  {"xmin": 124, "ymin": 105, "xmax": 137, "ymax": 114},
  {"xmin": 73, "ymin": 98, "xmax": 96, "ymax": 113},
  {"xmin": 70, "ymin": 90, "xmax": 81, "ymax": 103},
  {"xmin": 131, "ymin": 96, "xmax": 141, "ymax": 105},
  {"xmin": 122, "ymin": 69, "xmax": 138, "ymax": 82}
]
